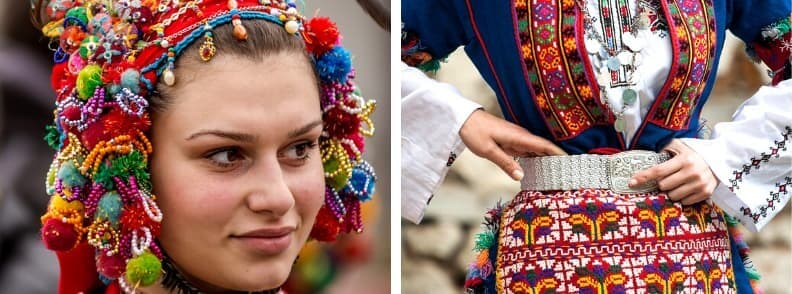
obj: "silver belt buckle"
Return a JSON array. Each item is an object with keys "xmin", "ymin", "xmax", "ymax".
[{"xmin": 608, "ymin": 150, "xmax": 667, "ymax": 194}]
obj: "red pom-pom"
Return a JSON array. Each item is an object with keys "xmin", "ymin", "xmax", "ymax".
[
  {"xmin": 323, "ymin": 106, "xmax": 360, "ymax": 139},
  {"xmin": 96, "ymin": 252, "xmax": 125, "ymax": 279},
  {"xmin": 342, "ymin": 132, "xmax": 366, "ymax": 160},
  {"xmin": 41, "ymin": 218, "xmax": 80, "ymax": 251},
  {"xmin": 51, "ymin": 63, "xmax": 70, "ymax": 92},
  {"xmin": 119, "ymin": 202, "xmax": 161, "ymax": 237},
  {"xmin": 304, "ymin": 17, "xmax": 340, "ymax": 55},
  {"xmin": 309, "ymin": 206, "xmax": 341, "ymax": 242},
  {"xmin": 80, "ymin": 106, "xmax": 151, "ymax": 150}
]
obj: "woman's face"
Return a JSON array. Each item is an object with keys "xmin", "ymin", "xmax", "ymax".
[{"xmin": 150, "ymin": 51, "xmax": 324, "ymax": 291}]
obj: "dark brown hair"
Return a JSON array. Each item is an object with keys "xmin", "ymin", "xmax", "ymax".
[{"xmin": 152, "ymin": 19, "xmax": 318, "ymax": 113}]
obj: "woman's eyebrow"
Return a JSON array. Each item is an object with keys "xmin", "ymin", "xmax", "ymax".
[
  {"xmin": 186, "ymin": 130, "xmax": 257, "ymax": 142},
  {"xmin": 288, "ymin": 120, "xmax": 323, "ymax": 138}
]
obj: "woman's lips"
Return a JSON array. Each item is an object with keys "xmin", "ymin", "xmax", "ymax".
[{"xmin": 232, "ymin": 227, "xmax": 295, "ymax": 255}]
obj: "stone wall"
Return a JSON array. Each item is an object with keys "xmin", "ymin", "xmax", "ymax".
[{"xmin": 402, "ymin": 35, "xmax": 792, "ymax": 294}]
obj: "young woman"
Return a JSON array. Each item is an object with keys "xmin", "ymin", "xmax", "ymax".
[
  {"xmin": 34, "ymin": 0, "xmax": 377, "ymax": 292},
  {"xmin": 402, "ymin": 0, "xmax": 790, "ymax": 293}
]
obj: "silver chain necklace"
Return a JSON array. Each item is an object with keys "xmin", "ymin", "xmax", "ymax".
[{"xmin": 576, "ymin": 0, "xmax": 652, "ymax": 133}]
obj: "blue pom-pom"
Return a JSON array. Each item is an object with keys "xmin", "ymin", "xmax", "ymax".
[
  {"xmin": 316, "ymin": 46, "xmax": 352, "ymax": 83},
  {"xmin": 342, "ymin": 161, "xmax": 376, "ymax": 201},
  {"xmin": 57, "ymin": 161, "xmax": 87, "ymax": 188},
  {"xmin": 121, "ymin": 69, "xmax": 141, "ymax": 94},
  {"xmin": 96, "ymin": 191, "xmax": 122, "ymax": 226},
  {"xmin": 98, "ymin": 274, "xmax": 113, "ymax": 285}
]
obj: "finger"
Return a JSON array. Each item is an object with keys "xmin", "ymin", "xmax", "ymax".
[
  {"xmin": 480, "ymin": 142, "xmax": 524, "ymax": 181},
  {"xmin": 630, "ymin": 156, "xmax": 683, "ymax": 187},
  {"xmin": 505, "ymin": 132, "xmax": 567, "ymax": 156},
  {"xmin": 656, "ymin": 169, "xmax": 690, "ymax": 191},
  {"xmin": 681, "ymin": 192, "xmax": 710, "ymax": 205},
  {"xmin": 666, "ymin": 182, "xmax": 699, "ymax": 202}
]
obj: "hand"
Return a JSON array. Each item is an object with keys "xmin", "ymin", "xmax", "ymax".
[
  {"xmin": 629, "ymin": 139, "xmax": 718, "ymax": 205},
  {"xmin": 459, "ymin": 109, "xmax": 567, "ymax": 181}
]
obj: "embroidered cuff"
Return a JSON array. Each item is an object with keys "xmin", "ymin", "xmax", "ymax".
[{"xmin": 746, "ymin": 16, "xmax": 792, "ymax": 85}]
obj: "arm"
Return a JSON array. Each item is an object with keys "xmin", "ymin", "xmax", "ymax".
[{"xmin": 401, "ymin": 62, "xmax": 481, "ymax": 224}]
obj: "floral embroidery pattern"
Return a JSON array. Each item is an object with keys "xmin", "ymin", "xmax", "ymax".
[
  {"xmin": 515, "ymin": 0, "xmax": 608, "ymax": 139},
  {"xmin": 729, "ymin": 126, "xmax": 791, "ymax": 192},
  {"xmin": 647, "ymin": 0, "xmax": 716, "ymax": 130},
  {"xmin": 641, "ymin": 260, "xmax": 686, "ymax": 294},
  {"xmin": 491, "ymin": 190, "xmax": 734, "ymax": 292}
]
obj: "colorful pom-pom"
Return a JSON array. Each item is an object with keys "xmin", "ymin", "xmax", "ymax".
[
  {"xmin": 309, "ymin": 206, "xmax": 341, "ymax": 242},
  {"xmin": 76, "ymin": 64, "xmax": 103, "ymax": 100},
  {"xmin": 125, "ymin": 251, "xmax": 161, "ymax": 287},
  {"xmin": 65, "ymin": 6, "xmax": 89, "ymax": 27},
  {"xmin": 323, "ymin": 154, "xmax": 351, "ymax": 191},
  {"xmin": 79, "ymin": 36, "xmax": 100, "ymax": 59},
  {"xmin": 97, "ymin": 253, "xmax": 126, "ymax": 279},
  {"xmin": 342, "ymin": 161, "xmax": 376, "ymax": 201},
  {"xmin": 58, "ymin": 161, "xmax": 87, "ymax": 188},
  {"xmin": 316, "ymin": 46, "xmax": 351, "ymax": 83},
  {"xmin": 41, "ymin": 218, "xmax": 80, "ymax": 251},
  {"xmin": 50, "ymin": 194, "xmax": 85, "ymax": 212},
  {"xmin": 96, "ymin": 191, "xmax": 123, "ymax": 226},
  {"xmin": 120, "ymin": 69, "xmax": 141, "ymax": 94},
  {"xmin": 305, "ymin": 17, "xmax": 339, "ymax": 54}
]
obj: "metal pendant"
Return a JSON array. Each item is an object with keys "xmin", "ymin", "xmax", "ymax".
[
  {"xmin": 614, "ymin": 116, "xmax": 627, "ymax": 132},
  {"xmin": 622, "ymin": 88, "xmax": 638, "ymax": 105}
]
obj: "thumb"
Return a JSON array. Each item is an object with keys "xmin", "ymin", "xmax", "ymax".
[{"xmin": 482, "ymin": 144, "xmax": 524, "ymax": 181}]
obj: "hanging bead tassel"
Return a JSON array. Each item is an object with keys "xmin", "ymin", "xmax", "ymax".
[
  {"xmin": 199, "ymin": 24, "xmax": 216, "ymax": 62},
  {"xmin": 162, "ymin": 48, "xmax": 176, "ymax": 86},
  {"xmin": 231, "ymin": 14, "xmax": 248, "ymax": 41}
]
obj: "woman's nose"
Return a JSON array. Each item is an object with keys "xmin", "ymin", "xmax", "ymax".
[{"xmin": 243, "ymin": 158, "xmax": 295, "ymax": 217}]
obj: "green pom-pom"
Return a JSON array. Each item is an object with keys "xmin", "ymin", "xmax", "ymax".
[
  {"xmin": 324, "ymin": 157, "xmax": 350, "ymax": 191},
  {"xmin": 76, "ymin": 64, "xmax": 103, "ymax": 100},
  {"xmin": 57, "ymin": 161, "xmax": 86, "ymax": 188},
  {"xmin": 125, "ymin": 252, "xmax": 161, "ymax": 287},
  {"xmin": 65, "ymin": 7, "xmax": 88, "ymax": 26},
  {"xmin": 473, "ymin": 230, "xmax": 496, "ymax": 252},
  {"xmin": 417, "ymin": 59, "xmax": 442, "ymax": 72},
  {"xmin": 79, "ymin": 36, "xmax": 100, "ymax": 59},
  {"xmin": 96, "ymin": 191, "xmax": 122, "ymax": 226},
  {"xmin": 93, "ymin": 150, "xmax": 151, "ymax": 191},
  {"xmin": 44, "ymin": 124, "xmax": 61, "ymax": 150}
]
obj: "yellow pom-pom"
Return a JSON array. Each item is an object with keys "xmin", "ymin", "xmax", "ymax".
[
  {"xmin": 49, "ymin": 195, "xmax": 84, "ymax": 213},
  {"xmin": 125, "ymin": 252, "xmax": 162, "ymax": 287},
  {"xmin": 76, "ymin": 64, "xmax": 103, "ymax": 100}
]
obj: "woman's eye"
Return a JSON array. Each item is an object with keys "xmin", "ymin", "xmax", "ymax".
[
  {"xmin": 206, "ymin": 148, "xmax": 244, "ymax": 167},
  {"xmin": 281, "ymin": 141, "xmax": 318, "ymax": 162}
]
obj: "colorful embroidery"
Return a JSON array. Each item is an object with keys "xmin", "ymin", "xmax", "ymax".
[
  {"xmin": 647, "ymin": 0, "xmax": 717, "ymax": 130},
  {"xmin": 491, "ymin": 189, "xmax": 734, "ymax": 293},
  {"xmin": 515, "ymin": 0, "xmax": 609, "ymax": 139},
  {"xmin": 729, "ymin": 126, "xmax": 791, "ymax": 192},
  {"xmin": 739, "ymin": 176, "xmax": 791, "ymax": 223},
  {"xmin": 401, "ymin": 28, "xmax": 442, "ymax": 72},
  {"xmin": 747, "ymin": 16, "xmax": 792, "ymax": 85}
]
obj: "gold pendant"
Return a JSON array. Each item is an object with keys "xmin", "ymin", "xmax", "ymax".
[{"xmin": 199, "ymin": 33, "xmax": 216, "ymax": 62}]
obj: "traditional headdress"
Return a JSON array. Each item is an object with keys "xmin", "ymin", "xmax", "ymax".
[{"xmin": 37, "ymin": 0, "xmax": 376, "ymax": 292}]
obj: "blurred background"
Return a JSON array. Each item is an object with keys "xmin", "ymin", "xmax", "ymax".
[
  {"xmin": 0, "ymin": 1, "xmax": 390, "ymax": 293},
  {"xmin": 401, "ymin": 36, "xmax": 792, "ymax": 293}
]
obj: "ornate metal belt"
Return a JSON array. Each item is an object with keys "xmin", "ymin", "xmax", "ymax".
[{"xmin": 518, "ymin": 150, "xmax": 671, "ymax": 194}]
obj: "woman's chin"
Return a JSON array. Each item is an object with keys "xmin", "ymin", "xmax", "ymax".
[{"xmin": 226, "ymin": 256, "xmax": 295, "ymax": 291}]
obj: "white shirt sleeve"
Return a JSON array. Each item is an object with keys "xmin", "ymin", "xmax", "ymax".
[
  {"xmin": 401, "ymin": 62, "xmax": 482, "ymax": 224},
  {"xmin": 680, "ymin": 79, "xmax": 792, "ymax": 232}
]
